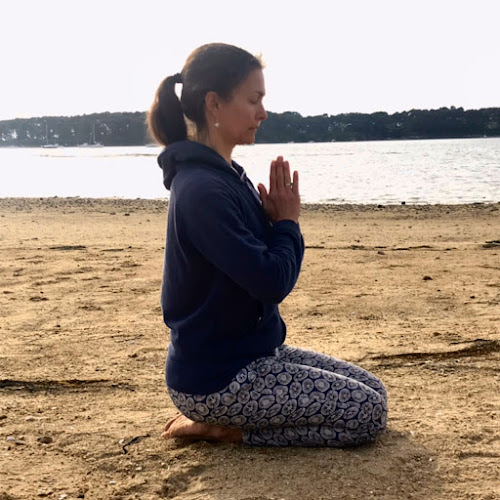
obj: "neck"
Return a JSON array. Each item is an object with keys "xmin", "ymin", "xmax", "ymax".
[{"xmin": 195, "ymin": 130, "xmax": 233, "ymax": 166}]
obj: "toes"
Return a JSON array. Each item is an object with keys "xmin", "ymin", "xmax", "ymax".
[{"xmin": 163, "ymin": 413, "xmax": 182, "ymax": 433}]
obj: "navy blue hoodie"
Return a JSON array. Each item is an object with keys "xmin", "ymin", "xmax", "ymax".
[{"xmin": 158, "ymin": 140, "xmax": 304, "ymax": 394}]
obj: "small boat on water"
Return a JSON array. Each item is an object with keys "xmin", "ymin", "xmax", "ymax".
[
  {"xmin": 79, "ymin": 122, "xmax": 103, "ymax": 147},
  {"xmin": 42, "ymin": 122, "xmax": 59, "ymax": 148}
]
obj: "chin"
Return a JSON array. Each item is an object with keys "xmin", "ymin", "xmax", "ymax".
[{"xmin": 238, "ymin": 131, "xmax": 257, "ymax": 145}]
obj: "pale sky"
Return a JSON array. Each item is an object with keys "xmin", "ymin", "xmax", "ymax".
[{"xmin": 1, "ymin": 0, "xmax": 499, "ymax": 121}]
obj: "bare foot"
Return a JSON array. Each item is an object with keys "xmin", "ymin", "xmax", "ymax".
[
  {"xmin": 162, "ymin": 414, "xmax": 242, "ymax": 443},
  {"xmin": 163, "ymin": 413, "xmax": 183, "ymax": 434}
]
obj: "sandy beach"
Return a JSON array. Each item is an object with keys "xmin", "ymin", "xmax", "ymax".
[{"xmin": 0, "ymin": 197, "xmax": 499, "ymax": 500}]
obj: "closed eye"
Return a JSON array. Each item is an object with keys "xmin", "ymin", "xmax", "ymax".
[{"xmin": 250, "ymin": 91, "xmax": 265, "ymax": 105}]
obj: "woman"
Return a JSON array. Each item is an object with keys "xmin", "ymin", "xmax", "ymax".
[{"xmin": 148, "ymin": 43, "xmax": 387, "ymax": 447}]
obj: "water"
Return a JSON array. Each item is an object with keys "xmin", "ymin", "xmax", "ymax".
[{"xmin": 0, "ymin": 138, "xmax": 498, "ymax": 204}]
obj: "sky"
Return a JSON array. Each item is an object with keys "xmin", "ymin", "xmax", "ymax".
[{"xmin": 1, "ymin": 0, "xmax": 499, "ymax": 121}]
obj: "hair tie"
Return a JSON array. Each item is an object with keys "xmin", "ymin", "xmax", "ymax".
[{"xmin": 170, "ymin": 73, "xmax": 183, "ymax": 84}]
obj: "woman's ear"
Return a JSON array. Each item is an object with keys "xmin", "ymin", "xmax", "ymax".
[{"xmin": 205, "ymin": 91, "xmax": 220, "ymax": 117}]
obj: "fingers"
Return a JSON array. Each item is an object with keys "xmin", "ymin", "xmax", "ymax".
[
  {"xmin": 269, "ymin": 160, "xmax": 277, "ymax": 192},
  {"xmin": 268, "ymin": 156, "xmax": 297, "ymax": 196},
  {"xmin": 262, "ymin": 158, "xmax": 300, "ymax": 223},
  {"xmin": 292, "ymin": 170, "xmax": 299, "ymax": 195},
  {"xmin": 270, "ymin": 156, "xmax": 293, "ymax": 192},
  {"xmin": 275, "ymin": 156, "xmax": 285, "ymax": 189},
  {"xmin": 283, "ymin": 161, "xmax": 292, "ymax": 188}
]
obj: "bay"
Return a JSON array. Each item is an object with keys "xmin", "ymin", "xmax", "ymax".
[{"xmin": 0, "ymin": 138, "xmax": 498, "ymax": 204}]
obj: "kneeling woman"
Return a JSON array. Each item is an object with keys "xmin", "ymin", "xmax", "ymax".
[{"xmin": 148, "ymin": 43, "xmax": 388, "ymax": 447}]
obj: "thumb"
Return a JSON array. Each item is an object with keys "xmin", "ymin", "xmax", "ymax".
[{"xmin": 257, "ymin": 183, "xmax": 268, "ymax": 203}]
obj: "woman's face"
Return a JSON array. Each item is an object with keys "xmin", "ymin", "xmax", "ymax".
[{"xmin": 216, "ymin": 69, "xmax": 268, "ymax": 146}]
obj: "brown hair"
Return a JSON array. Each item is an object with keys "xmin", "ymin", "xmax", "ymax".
[{"xmin": 147, "ymin": 43, "xmax": 263, "ymax": 146}]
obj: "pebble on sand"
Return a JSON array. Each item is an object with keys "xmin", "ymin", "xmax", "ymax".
[
  {"xmin": 37, "ymin": 436, "xmax": 53, "ymax": 444},
  {"xmin": 6, "ymin": 436, "xmax": 25, "ymax": 445},
  {"xmin": 37, "ymin": 489, "xmax": 53, "ymax": 497}
]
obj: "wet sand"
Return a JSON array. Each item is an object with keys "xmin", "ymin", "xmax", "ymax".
[{"xmin": 1, "ymin": 198, "xmax": 499, "ymax": 500}]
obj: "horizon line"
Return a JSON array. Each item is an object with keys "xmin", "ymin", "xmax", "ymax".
[{"xmin": 2, "ymin": 105, "xmax": 499, "ymax": 123}]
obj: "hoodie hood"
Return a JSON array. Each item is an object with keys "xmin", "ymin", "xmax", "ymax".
[{"xmin": 158, "ymin": 140, "xmax": 240, "ymax": 190}]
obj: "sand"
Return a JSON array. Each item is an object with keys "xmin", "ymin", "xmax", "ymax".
[{"xmin": 0, "ymin": 197, "xmax": 499, "ymax": 500}]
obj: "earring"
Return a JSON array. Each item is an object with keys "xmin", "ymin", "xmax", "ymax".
[{"xmin": 215, "ymin": 122, "xmax": 220, "ymax": 128}]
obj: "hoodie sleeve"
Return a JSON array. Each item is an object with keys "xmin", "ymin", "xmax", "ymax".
[{"xmin": 177, "ymin": 178, "xmax": 304, "ymax": 304}]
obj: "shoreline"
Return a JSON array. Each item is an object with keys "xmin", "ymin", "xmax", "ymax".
[
  {"xmin": 1, "ymin": 196, "xmax": 499, "ymax": 213},
  {"xmin": 0, "ymin": 135, "xmax": 499, "ymax": 147}
]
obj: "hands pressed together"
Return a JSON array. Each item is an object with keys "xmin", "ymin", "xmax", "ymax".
[{"xmin": 257, "ymin": 156, "xmax": 300, "ymax": 224}]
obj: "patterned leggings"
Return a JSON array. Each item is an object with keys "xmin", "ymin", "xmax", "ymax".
[{"xmin": 168, "ymin": 345, "xmax": 388, "ymax": 447}]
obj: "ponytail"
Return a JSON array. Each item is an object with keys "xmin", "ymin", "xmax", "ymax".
[{"xmin": 147, "ymin": 73, "xmax": 187, "ymax": 146}]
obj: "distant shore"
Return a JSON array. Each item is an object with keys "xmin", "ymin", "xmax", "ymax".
[{"xmin": 1, "ymin": 107, "xmax": 499, "ymax": 146}]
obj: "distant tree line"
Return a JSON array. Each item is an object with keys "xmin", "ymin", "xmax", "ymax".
[
  {"xmin": 1, "ymin": 107, "xmax": 499, "ymax": 147},
  {"xmin": 258, "ymin": 107, "xmax": 500, "ymax": 142},
  {"xmin": 0, "ymin": 112, "xmax": 147, "ymax": 147}
]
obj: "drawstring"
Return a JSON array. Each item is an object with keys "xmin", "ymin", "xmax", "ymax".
[{"xmin": 230, "ymin": 163, "xmax": 262, "ymax": 206}]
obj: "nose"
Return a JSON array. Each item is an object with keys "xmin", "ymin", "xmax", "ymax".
[{"xmin": 259, "ymin": 103, "xmax": 268, "ymax": 121}]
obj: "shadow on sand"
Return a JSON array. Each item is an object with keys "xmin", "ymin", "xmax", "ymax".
[{"xmin": 158, "ymin": 428, "xmax": 441, "ymax": 500}]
